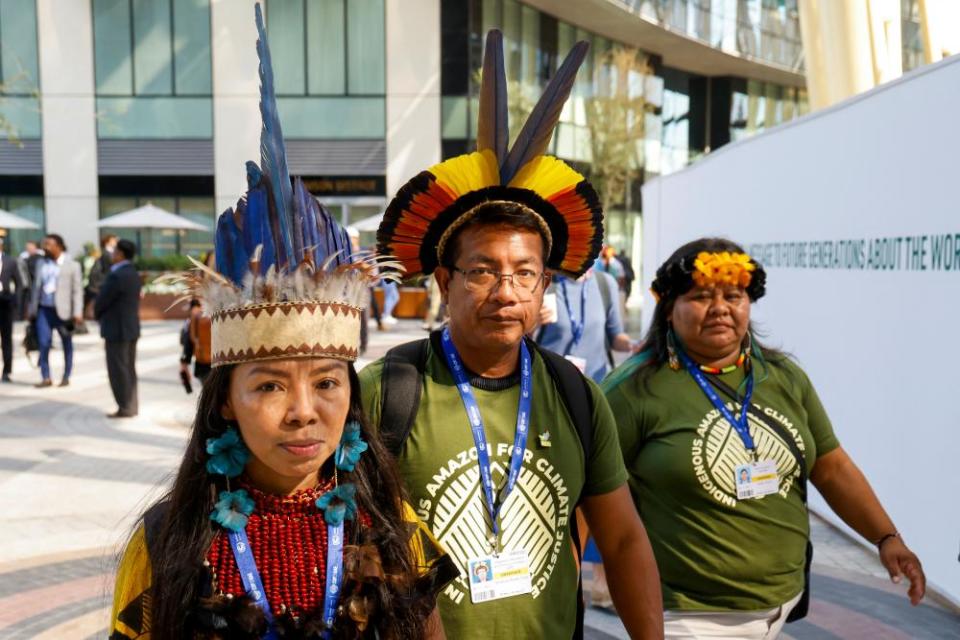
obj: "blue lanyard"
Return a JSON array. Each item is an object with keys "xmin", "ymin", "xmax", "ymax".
[
  {"xmin": 558, "ymin": 277, "xmax": 587, "ymax": 352},
  {"xmin": 677, "ymin": 348, "xmax": 756, "ymax": 454},
  {"xmin": 228, "ymin": 521, "xmax": 344, "ymax": 638},
  {"xmin": 439, "ymin": 327, "xmax": 532, "ymax": 547}
]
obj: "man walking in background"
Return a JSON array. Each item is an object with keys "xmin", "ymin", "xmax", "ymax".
[
  {"xmin": 29, "ymin": 234, "xmax": 83, "ymax": 388},
  {"xmin": 17, "ymin": 240, "xmax": 42, "ymax": 321},
  {"xmin": 0, "ymin": 236, "xmax": 25, "ymax": 383},
  {"xmin": 94, "ymin": 239, "xmax": 141, "ymax": 418},
  {"xmin": 85, "ymin": 234, "xmax": 116, "ymax": 310}
]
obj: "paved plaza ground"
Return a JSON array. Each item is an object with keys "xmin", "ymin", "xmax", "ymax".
[{"xmin": 0, "ymin": 319, "xmax": 956, "ymax": 639}]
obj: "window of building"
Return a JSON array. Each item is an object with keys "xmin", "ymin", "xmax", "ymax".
[
  {"xmin": 0, "ymin": 0, "xmax": 41, "ymax": 139},
  {"xmin": 0, "ymin": 194, "xmax": 44, "ymax": 255},
  {"xmin": 901, "ymin": 0, "xmax": 925, "ymax": 72},
  {"xmin": 92, "ymin": 0, "xmax": 213, "ymax": 138},
  {"xmin": 265, "ymin": 0, "xmax": 385, "ymax": 138}
]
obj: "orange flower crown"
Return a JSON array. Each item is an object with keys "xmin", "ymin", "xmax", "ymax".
[
  {"xmin": 691, "ymin": 252, "xmax": 756, "ymax": 288},
  {"xmin": 650, "ymin": 250, "xmax": 766, "ymax": 302},
  {"xmin": 377, "ymin": 30, "xmax": 603, "ymax": 279}
]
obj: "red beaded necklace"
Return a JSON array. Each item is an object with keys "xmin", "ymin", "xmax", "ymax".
[{"xmin": 205, "ymin": 478, "xmax": 336, "ymax": 618}]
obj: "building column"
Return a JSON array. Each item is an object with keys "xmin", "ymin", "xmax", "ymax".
[
  {"xmin": 36, "ymin": 0, "xmax": 99, "ymax": 254},
  {"xmin": 211, "ymin": 0, "xmax": 261, "ymax": 215},
  {"xmin": 798, "ymin": 0, "xmax": 901, "ymax": 110},
  {"xmin": 385, "ymin": 0, "xmax": 441, "ymax": 198}
]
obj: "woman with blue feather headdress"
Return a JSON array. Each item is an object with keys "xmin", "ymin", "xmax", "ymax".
[{"xmin": 110, "ymin": 5, "xmax": 455, "ymax": 639}]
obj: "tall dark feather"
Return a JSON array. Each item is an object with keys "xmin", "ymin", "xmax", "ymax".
[
  {"xmin": 476, "ymin": 30, "xmax": 508, "ymax": 166},
  {"xmin": 293, "ymin": 178, "xmax": 318, "ymax": 266},
  {"xmin": 254, "ymin": 3, "xmax": 295, "ymax": 270},
  {"xmin": 499, "ymin": 40, "xmax": 589, "ymax": 185},
  {"xmin": 242, "ymin": 185, "xmax": 275, "ymax": 275},
  {"xmin": 215, "ymin": 206, "xmax": 247, "ymax": 285}
]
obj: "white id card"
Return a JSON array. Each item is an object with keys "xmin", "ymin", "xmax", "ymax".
[
  {"xmin": 734, "ymin": 460, "xmax": 779, "ymax": 500},
  {"xmin": 467, "ymin": 549, "xmax": 533, "ymax": 604}
]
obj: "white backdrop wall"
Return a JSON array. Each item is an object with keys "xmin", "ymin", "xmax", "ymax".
[{"xmin": 641, "ymin": 55, "xmax": 960, "ymax": 604}]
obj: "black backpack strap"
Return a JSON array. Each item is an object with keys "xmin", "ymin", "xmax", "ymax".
[
  {"xmin": 527, "ymin": 340, "xmax": 594, "ymax": 640},
  {"xmin": 379, "ymin": 339, "xmax": 430, "ymax": 457},
  {"xmin": 528, "ymin": 339, "xmax": 594, "ymax": 463}
]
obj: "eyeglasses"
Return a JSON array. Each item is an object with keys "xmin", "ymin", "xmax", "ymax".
[{"xmin": 451, "ymin": 267, "xmax": 546, "ymax": 297}]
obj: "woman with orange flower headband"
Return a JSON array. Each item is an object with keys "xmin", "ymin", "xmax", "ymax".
[{"xmin": 603, "ymin": 237, "xmax": 926, "ymax": 639}]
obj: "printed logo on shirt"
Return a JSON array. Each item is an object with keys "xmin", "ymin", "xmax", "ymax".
[
  {"xmin": 416, "ymin": 444, "xmax": 572, "ymax": 605},
  {"xmin": 689, "ymin": 403, "xmax": 805, "ymax": 507}
]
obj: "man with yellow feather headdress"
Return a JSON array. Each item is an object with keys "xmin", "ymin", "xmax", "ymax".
[{"xmin": 361, "ymin": 31, "xmax": 663, "ymax": 640}]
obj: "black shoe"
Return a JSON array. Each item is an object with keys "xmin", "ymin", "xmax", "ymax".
[
  {"xmin": 34, "ymin": 379, "xmax": 52, "ymax": 388},
  {"xmin": 107, "ymin": 410, "xmax": 137, "ymax": 419},
  {"xmin": 1, "ymin": 374, "xmax": 11, "ymax": 383}
]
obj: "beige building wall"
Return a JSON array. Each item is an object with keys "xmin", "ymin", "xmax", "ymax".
[
  {"xmin": 799, "ymin": 0, "xmax": 901, "ymax": 110},
  {"xmin": 919, "ymin": 0, "xmax": 960, "ymax": 64},
  {"xmin": 384, "ymin": 0, "xmax": 441, "ymax": 198},
  {"xmin": 36, "ymin": 0, "xmax": 99, "ymax": 253},
  {"xmin": 211, "ymin": 0, "xmax": 262, "ymax": 215}
]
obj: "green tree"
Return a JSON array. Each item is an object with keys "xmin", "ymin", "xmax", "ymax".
[{"xmin": 585, "ymin": 46, "xmax": 655, "ymax": 216}]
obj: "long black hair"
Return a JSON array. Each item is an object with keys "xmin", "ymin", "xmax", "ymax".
[
  {"xmin": 143, "ymin": 362, "xmax": 438, "ymax": 639},
  {"xmin": 633, "ymin": 237, "xmax": 787, "ymax": 388}
]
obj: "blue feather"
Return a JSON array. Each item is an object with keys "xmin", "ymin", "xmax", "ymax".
[
  {"xmin": 243, "ymin": 185, "xmax": 275, "ymax": 275},
  {"xmin": 215, "ymin": 207, "xmax": 248, "ymax": 285},
  {"xmin": 254, "ymin": 4, "xmax": 295, "ymax": 270},
  {"xmin": 318, "ymin": 204, "xmax": 351, "ymax": 268},
  {"xmin": 291, "ymin": 178, "xmax": 313, "ymax": 265}
]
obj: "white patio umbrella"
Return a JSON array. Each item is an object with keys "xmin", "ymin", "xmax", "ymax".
[
  {"xmin": 349, "ymin": 212, "xmax": 384, "ymax": 232},
  {"xmin": 95, "ymin": 202, "xmax": 210, "ymax": 231},
  {"xmin": 0, "ymin": 208, "xmax": 40, "ymax": 230},
  {"xmin": 96, "ymin": 202, "xmax": 210, "ymax": 255}
]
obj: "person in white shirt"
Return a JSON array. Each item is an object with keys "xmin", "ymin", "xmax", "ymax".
[{"xmin": 28, "ymin": 234, "xmax": 83, "ymax": 387}]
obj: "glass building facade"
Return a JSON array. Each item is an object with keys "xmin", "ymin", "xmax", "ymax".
[
  {"xmin": 92, "ymin": 0, "xmax": 213, "ymax": 139},
  {"xmin": 91, "ymin": 0, "xmax": 215, "ymax": 256},
  {"xmin": 440, "ymin": 0, "xmax": 808, "ymax": 252},
  {"xmin": 630, "ymin": 0, "xmax": 804, "ymax": 72},
  {"xmin": 0, "ymin": 0, "xmax": 43, "ymax": 253},
  {"xmin": 265, "ymin": 0, "xmax": 386, "ymax": 139}
]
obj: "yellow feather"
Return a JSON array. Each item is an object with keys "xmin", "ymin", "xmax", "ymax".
[
  {"xmin": 507, "ymin": 155, "xmax": 583, "ymax": 198},
  {"xmin": 428, "ymin": 150, "xmax": 500, "ymax": 196}
]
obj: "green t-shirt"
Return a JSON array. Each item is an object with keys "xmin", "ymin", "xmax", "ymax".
[
  {"xmin": 359, "ymin": 339, "xmax": 628, "ymax": 639},
  {"xmin": 603, "ymin": 357, "xmax": 840, "ymax": 611}
]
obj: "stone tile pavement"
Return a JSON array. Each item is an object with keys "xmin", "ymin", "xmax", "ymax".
[{"xmin": 0, "ymin": 319, "xmax": 956, "ymax": 639}]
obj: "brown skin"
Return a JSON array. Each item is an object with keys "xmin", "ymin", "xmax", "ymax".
[
  {"xmin": 434, "ymin": 225, "xmax": 551, "ymax": 377},
  {"xmin": 221, "ymin": 358, "xmax": 447, "ymax": 634},
  {"xmin": 437, "ymin": 224, "xmax": 664, "ymax": 638},
  {"xmin": 669, "ymin": 284, "xmax": 750, "ymax": 369},
  {"xmin": 671, "ymin": 283, "xmax": 926, "ymax": 605},
  {"xmin": 221, "ymin": 358, "xmax": 352, "ymax": 496},
  {"xmin": 581, "ymin": 487, "xmax": 664, "ymax": 638}
]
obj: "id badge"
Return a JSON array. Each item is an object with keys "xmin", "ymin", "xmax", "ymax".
[
  {"xmin": 734, "ymin": 459, "xmax": 779, "ymax": 500},
  {"xmin": 564, "ymin": 355, "xmax": 587, "ymax": 373},
  {"xmin": 467, "ymin": 549, "xmax": 533, "ymax": 604}
]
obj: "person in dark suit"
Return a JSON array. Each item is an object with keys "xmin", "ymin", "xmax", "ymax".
[
  {"xmin": 0, "ymin": 236, "xmax": 25, "ymax": 382},
  {"xmin": 94, "ymin": 239, "xmax": 141, "ymax": 418}
]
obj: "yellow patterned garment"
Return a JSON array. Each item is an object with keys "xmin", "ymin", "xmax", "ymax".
[{"xmin": 109, "ymin": 502, "xmax": 453, "ymax": 639}]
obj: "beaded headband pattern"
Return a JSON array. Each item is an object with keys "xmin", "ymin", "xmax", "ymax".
[
  {"xmin": 377, "ymin": 30, "xmax": 603, "ymax": 279},
  {"xmin": 650, "ymin": 250, "xmax": 767, "ymax": 302},
  {"xmin": 171, "ymin": 5, "xmax": 399, "ymax": 367}
]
